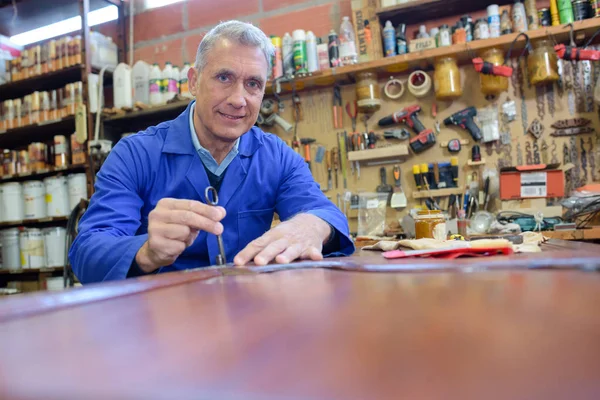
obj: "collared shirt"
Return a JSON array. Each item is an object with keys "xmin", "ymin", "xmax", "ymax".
[{"xmin": 189, "ymin": 102, "xmax": 240, "ymax": 176}]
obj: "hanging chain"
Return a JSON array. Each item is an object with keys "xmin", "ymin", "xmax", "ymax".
[
  {"xmin": 535, "ymin": 85, "xmax": 546, "ymax": 120},
  {"xmin": 546, "ymin": 84, "xmax": 556, "ymax": 118},
  {"xmin": 517, "ymin": 58, "xmax": 528, "ymax": 135},
  {"xmin": 589, "ymin": 137, "xmax": 597, "ymax": 182},
  {"xmin": 581, "ymin": 137, "xmax": 588, "ymax": 185},
  {"xmin": 583, "ymin": 61, "xmax": 594, "ymax": 113},
  {"xmin": 572, "ymin": 61, "xmax": 584, "ymax": 113},
  {"xmin": 570, "ymin": 136, "xmax": 581, "ymax": 189},
  {"xmin": 517, "ymin": 142, "xmax": 524, "ymax": 165},
  {"xmin": 511, "ymin": 57, "xmax": 519, "ymax": 98},
  {"xmin": 563, "ymin": 61, "xmax": 575, "ymax": 116},
  {"xmin": 564, "ymin": 143, "xmax": 572, "ymax": 194},
  {"xmin": 550, "ymin": 140, "xmax": 559, "ymax": 164}
]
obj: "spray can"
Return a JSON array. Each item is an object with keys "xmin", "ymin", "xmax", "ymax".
[
  {"xmin": 524, "ymin": 0, "xmax": 539, "ymax": 29},
  {"xmin": 594, "ymin": 0, "xmax": 600, "ymax": 17},
  {"xmin": 512, "ymin": 1, "xmax": 529, "ymax": 33},
  {"xmin": 306, "ymin": 31, "xmax": 318, "ymax": 73},
  {"xmin": 270, "ymin": 36, "xmax": 283, "ymax": 79},
  {"xmin": 292, "ymin": 29, "xmax": 308, "ymax": 74},
  {"xmin": 382, "ymin": 21, "xmax": 396, "ymax": 57},
  {"xmin": 317, "ymin": 38, "xmax": 329, "ymax": 70},
  {"xmin": 557, "ymin": 0, "xmax": 574, "ymax": 23},
  {"xmin": 487, "ymin": 4, "xmax": 501, "ymax": 38},
  {"xmin": 282, "ymin": 32, "xmax": 294, "ymax": 76},
  {"xmin": 328, "ymin": 29, "xmax": 341, "ymax": 67},
  {"xmin": 549, "ymin": 0, "xmax": 561, "ymax": 25}
]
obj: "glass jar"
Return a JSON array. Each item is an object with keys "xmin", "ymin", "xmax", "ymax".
[
  {"xmin": 480, "ymin": 48, "xmax": 509, "ymax": 96},
  {"xmin": 434, "ymin": 56, "xmax": 462, "ymax": 100},
  {"xmin": 527, "ymin": 39, "xmax": 559, "ymax": 86},
  {"xmin": 355, "ymin": 71, "xmax": 381, "ymax": 113},
  {"xmin": 415, "ymin": 210, "xmax": 447, "ymax": 240}
]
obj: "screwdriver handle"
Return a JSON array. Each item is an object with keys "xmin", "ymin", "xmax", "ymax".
[{"xmin": 326, "ymin": 149, "xmax": 331, "ymax": 170}]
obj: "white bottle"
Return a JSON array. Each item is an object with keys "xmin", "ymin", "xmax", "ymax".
[
  {"xmin": 180, "ymin": 62, "xmax": 193, "ymax": 99},
  {"xmin": 132, "ymin": 60, "xmax": 150, "ymax": 105},
  {"xmin": 306, "ymin": 31, "xmax": 319, "ymax": 73},
  {"xmin": 149, "ymin": 62, "xmax": 162, "ymax": 105},
  {"xmin": 417, "ymin": 25, "xmax": 429, "ymax": 39},
  {"xmin": 339, "ymin": 16, "xmax": 358, "ymax": 66},
  {"xmin": 113, "ymin": 63, "xmax": 133, "ymax": 109},
  {"xmin": 512, "ymin": 1, "xmax": 528, "ymax": 33},
  {"xmin": 161, "ymin": 62, "xmax": 174, "ymax": 103},
  {"xmin": 172, "ymin": 65, "xmax": 180, "ymax": 94},
  {"xmin": 282, "ymin": 32, "xmax": 294, "ymax": 76}
]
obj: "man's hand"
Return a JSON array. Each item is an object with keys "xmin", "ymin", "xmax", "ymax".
[
  {"xmin": 234, "ymin": 214, "xmax": 332, "ymax": 266},
  {"xmin": 136, "ymin": 198, "xmax": 226, "ymax": 272}
]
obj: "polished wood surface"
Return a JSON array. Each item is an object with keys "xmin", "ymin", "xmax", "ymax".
[{"xmin": 1, "ymin": 240, "xmax": 600, "ymax": 399}]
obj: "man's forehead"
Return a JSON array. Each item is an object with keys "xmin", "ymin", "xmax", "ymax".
[{"xmin": 204, "ymin": 39, "xmax": 267, "ymax": 73}]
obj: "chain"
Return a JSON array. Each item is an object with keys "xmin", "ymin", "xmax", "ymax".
[
  {"xmin": 541, "ymin": 139, "xmax": 549, "ymax": 164},
  {"xmin": 511, "ymin": 57, "xmax": 519, "ymax": 98},
  {"xmin": 525, "ymin": 141, "xmax": 533, "ymax": 165},
  {"xmin": 533, "ymin": 141, "xmax": 541, "ymax": 164},
  {"xmin": 546, "ymin": 84, "xmax": 556, "ymax": 118},
  {"xmin": 517, "ymin": 142, "xmax": 524, "ymax": 165},
  {"xmin": 517, "ymin": 59, "xmax": 528, "ymax": 135},
  {"xmin": 550, "ymin": 140, "xmax": 558, "ymax": 164},
  {"xmin": 588, "ymin": 137, "xmax": 597, "ymax": 182},
  {"xmin": 563, "ymin": 61, "xmax": 575, "ymax": 116},
  {"xmin": 535, "ymin": 85, "xmax": 546, "ymax": 120},
  {"xmin": 572, "ymin": 61, "xmax": 584, "ymax": 113},
  {"xmin": 564, "ymin": 143, "xmax": 572, "ymax": 194},
  {"xmin": 556, "ymin": 59, "xmax": 564, "ymax": 98},
  {"xmin": 581, "ymin": 137, "xmax": 588, "ymax": 185},
  {"xmin": 583, "ymin": 61, "xmax": 594, "ymax": 113},
  {"xmin": 570, "ymin": 136, "xmax": 581, "ymax": 189}
]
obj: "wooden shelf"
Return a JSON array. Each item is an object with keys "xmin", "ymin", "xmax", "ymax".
[
  {"xmin": 0, "ymin": 266, "xmax": 64, "ymax": 276},
  {"xmin": 103, "ymin": 100, "xmax": 192, "ymax": 123},
  {"xmin": 0, "ymin": 216, "xmax": 68, "ymax": 229},
  {"xmin": 467, "ymin": 159, "xmax": 486, "ymax": 166},
  {"xmin": 412, "ymin": 187, "xmax": 463, "ymax": 199},
  {"xmin": 0, "ymin": 164, "xmax": 87, "ymax": 183},
  {"xmin": 0, "ymin": 116, "xmax": 75, "ymax": 148},
  {"xmin": 347, "ymin": 145, "xmax": 409, "ymax": 162},
  {"xmin": 265, "ymin": 19, "xmax": 600, "ymax": 95}
]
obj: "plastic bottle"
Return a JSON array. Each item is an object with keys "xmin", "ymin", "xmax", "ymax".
[
  {"xmin": 161, "ymin": 62, "xmax": 173, "ymax": 103},
  {"xmin": 306, "ymin": 31, "xmax": 318, "ymax": 73},
  {"xmin": 113, "ymin": 63, "xmax": 133, "ymax": 109},
  {"xmin": 328, "ymin": 30, "xmax": 341, "ymax": 67},
  {"xmin": 179, "ymin": 62, "xmax": 193, "ymax": 99},
  {"xmin": 282, "ymin": 32, "xmax": 294, "ymax": 76},
  {"xmin": 317, "ymin": 39, "xmax": 329, "ymax": 70},
  {"xmin": 396, "ymin": 24, "xmax": 408, "ymax": 55},
  {"xmin": 270, "ymin": 36, "xmax": 283, "ymax": 79},
  {"xmin": 430, "ymin": 27, "xmax": 440, "ymax": 47},
  {"xmin": 487, "ymin": 4, "xmax": 501, "ymax": 38},
  {"xmin": 339, "ymin": 16, "xmax": 358, "ymax": 65},
  {"xmin": 149, "ymin": 63, "xmax": 162, "ymax": 105},
  {"xmin": 132, "ymin": 60, "xmax": 150, "ymax": 105},
  {"xmin": 501, "ymin": 10, "xmax": 513, "ymax": 34},
  {"xmin": 292, "ymin": 29, "xmax": 308, "ymax": 74},
  {"xmin": 512, "ymin": 0, "xmax": 529, "ymax": 33},
  {"xmin": 416, "ymin": 25, "xmax": 429, "ymax": 39},
  {"xmin": 172, "ymin": 65, "xmax": 180, "ymax": 94},
  {"xmin": 383, "ymin": 21, "xmax": 397, "ymax": 57}
]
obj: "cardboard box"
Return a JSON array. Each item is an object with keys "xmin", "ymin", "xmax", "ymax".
[
  {"xmin": 408, "ymin": 37, "xmax": 437, "ymax": 53},
  {"xmin": 500, "ymin": 165, "xmax": 565, "ymax": 200},
  {"xmin": 351, "ymin": 0, "xmax": 383, "ymax": 62}
]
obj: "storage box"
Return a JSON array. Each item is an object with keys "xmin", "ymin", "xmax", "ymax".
[
  {"xmin": 351, "ymin": 0, "xmax": 383, "ymax": 62},
  {"xmin": 408, "ymin": 37, "xmax": 437, "ymax": 53},
  {"xmin": 500, "ymin": 165, "xmax": 564, "ymax": 200}
]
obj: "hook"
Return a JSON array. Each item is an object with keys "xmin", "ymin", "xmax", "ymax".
[{"xmin": 566, "ymin": 22, "xmax": 575, "ymax": 46}]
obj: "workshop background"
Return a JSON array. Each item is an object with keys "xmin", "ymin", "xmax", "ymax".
[{"xmin": 1, "ymin": 0, "xmax": 600, "ymax": 293}]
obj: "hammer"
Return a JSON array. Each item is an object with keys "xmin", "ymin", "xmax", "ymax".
[{"xmin": 300, "ymin": 138, "xmax": 316, "ymax": 170}]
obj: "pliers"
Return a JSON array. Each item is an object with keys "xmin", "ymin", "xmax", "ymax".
[
  {"xmin": 333, "ymin": 85, "xmax": 343, "ymax": 129},
  {"xmin": 345, "ymin": 100, "xmax": 358, "ymax": 132}
]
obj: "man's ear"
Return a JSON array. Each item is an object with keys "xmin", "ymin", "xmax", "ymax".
[{"xmin": 188, "ymin": 67, "xmax": 199, "ymax": 98}]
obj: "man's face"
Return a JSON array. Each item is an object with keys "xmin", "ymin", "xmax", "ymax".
[{"xmin": 188, "ymin": 38, "xmax": 268, "ymax": 142}]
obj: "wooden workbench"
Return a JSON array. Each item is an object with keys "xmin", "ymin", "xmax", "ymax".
[{"xmin": 1, "ymin": 239, "xmax": 600, "ymax": 399}]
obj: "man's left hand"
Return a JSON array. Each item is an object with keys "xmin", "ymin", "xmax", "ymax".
[{"xmin": 233, "ymin": 214, "xmax": 332, "ymax": 266}]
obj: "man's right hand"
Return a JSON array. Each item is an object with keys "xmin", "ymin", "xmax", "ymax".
[{"xmin": 135, "ymin": 198, "xmax": 226, "ymax": 273}]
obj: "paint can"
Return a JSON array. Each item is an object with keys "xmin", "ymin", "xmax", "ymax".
[
  {"xmin": 0, "ymin": 182, "xmax": 24, "ymax": 222},
  {"xmin": 67, "ymin": 173, "xmax": 87, "ymax": 211},
  {"xmin": 270, "ymin": 36, "xmax": 283, "ymax": 79},
  {"xmin": 538, "ymin": 8, "xmax": 552, "ymax": 26},
  {"xmin": 1, "ymin": 228, "xmax": 21, "ymax": 270},
  {"xmin": 44, "ymin": 176, "xmax": 69, "ymax": 217},
  {"xmin": 557, "ymin": 0, "xmax": 575, "ymax": 23},
  {"xmin": 20, "ymin": 228, "xmax": 45, "ymax": 269},
  {"xmin": 23, "ymin": 180, "xmax": 46, "ymax": 219},
  {"xmin": 573, "ymin": 0, "xmax": 591, "ymax": 20},
  {"xmin": 43, "ymin": 227, "xmax": 67, "ymax": 267},
  {"xmin": 292, "ymin": 29, "xmax": 308, "ymax": 74}
]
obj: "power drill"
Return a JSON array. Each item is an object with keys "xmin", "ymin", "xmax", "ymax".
[
  {"xmin": 377, "ymin": 105, "xmax": 435, "ymax": 154},
  {"xmin": 443, "ymin": 107, "xmax": 482, "ymax": 142}
]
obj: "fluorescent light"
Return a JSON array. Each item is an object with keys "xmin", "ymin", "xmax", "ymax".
[
  {"xmin": 10, "ymin": 5, "xmax": 119, "ymax": 46},
  {"xmin": 145, "ymin": 0, "xmax": 186, "ymax": 10}
]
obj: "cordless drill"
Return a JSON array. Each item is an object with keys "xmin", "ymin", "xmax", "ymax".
[
  {"xmin": 377, "ymin": 105, "xmax": 435, "ymax": 154},
  {"xmin": 443, "ymin": 107, "xmax": 482, "ymax": 142}
]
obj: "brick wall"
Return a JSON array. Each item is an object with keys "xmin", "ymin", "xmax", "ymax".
[{"xmin": 109, "ymin": 0, "xmax": 353, "ymax": 66}]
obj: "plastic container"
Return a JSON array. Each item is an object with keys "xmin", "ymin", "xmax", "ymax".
[
  {"xmin": 438, "ymin": 24, "xmax": 452, "ymax": 47},
  {"xmin": 306, "ymin": 31, "xmax": 319, "ymax": 73},
  {"xmin": 149, "ymin": 63, "xmax": 162, "ymax": 105},
  {"xmin": 292, "ymin": 30, "xmax": 308, "ymax": 74},
  {"xmin": 512, "ymin": 0, "xmax": 529, "ymax": 32},
  {"xmin": 44, "ymin": 176, "xmax": 69, "ymax": 217},
  {"xmin": 383, "ymin": 21, "xmax": 397, "ymax": 57},
  {"xmin": 113, "ymin": 63, "xmax": 133, "ymax": 109},
  {"xmin": 162, "ymin": 62, "xmax": 177, "ymax": 103},
  {"xmin": 43, "ymin": 227, "xmax": 67, "ymax": 267},
  {"xmin": 527, "ymin": 39, "xmax": 559, "ymax": 85},
  {"xmin": 132, "ymin": 60, "xmax": 150, "ymax": 104},
  {"xmin": 396, "ymin": 24, "xmax": 408, "ymax": 55},
  {"xmin": 179, "ymin": 62, "xmax": 193, "ymax": 99},
  {"xmin": 434, "ymin": 56, "xmax": 462, "ymax": 100},
  {"xmin": 23, "ymin": 180, "xmax": 46, "ymax": 219},
  {"xmin": 355, "ymin": 72, "xmax": 381, "ymax": 113},
  {"xmin": 45, "ymin": 276, "xmax": 65, "ymax": 291},
  {"xmin": 0, "ymin": 182, "xmax": 24, "ymax": 222},
  {"xmin": 317, "ymin": 41, "xmax": 329, "ymax": 70},
  {"xmin": 1, "ymin": 228, "xmax": 21, "ymax": 270},
  {"xmin": 487, "ymin": 4, "xmax": 501, "ymax": 38},
  {"xmin": 480, "ymin": 48, "xmax": 509, "ymax": 96},
  {"xmin": 501, "ymin": 9, "xmax": 513, "ymax": 34},
  {"xmin": 474, "ymin": 19, "xmax": 490, "ymax": 40},
  {"xmin": 54, "ymin": 135, "xmax": 68, "ymax": 167},
  {"xmin": 172, "ymin": 65, "xmax": 180, "ymax": 93},
  {"xmin": 270, "ymin": 36, "xmax": 283, "ymax": 78},
  {"xmin": 282, "ymin": 32, "xmax": 294, "ymax": 76},
  {"xmin": 67, "ymin": 173, "xmax": 87, "ymax": 210},
  {"xmin": 20, "ymin": 228, "xmax": 45, "ymax": 269},
  {"xmin": 339, "ymin": 16, "xmax": 358, "ymax": 65},
  {"xmin": 415, "ymin": 210, "xmax": 446, "ymax": 240}
]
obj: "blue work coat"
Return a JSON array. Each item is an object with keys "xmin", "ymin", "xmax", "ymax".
[{"xmin": 69, "ymin": 103, "xmax": 354, "ymax": 283}]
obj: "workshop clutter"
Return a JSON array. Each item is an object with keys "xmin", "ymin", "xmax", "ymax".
[
  {"xmin": 0, "ymin": 173, "xmax": 87, "ymax": 222},
  {"xmin": 129, "ymin": 60, "xmax": 194, "ymax": 108},
  {"xmin": 0, "ymin": 226, "xmax": 67, "ymax": 271}
]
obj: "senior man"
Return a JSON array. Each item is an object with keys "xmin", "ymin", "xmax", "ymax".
[{"xmin": 69, "ymin": 20, "xmax": 354, "ymax": 283}]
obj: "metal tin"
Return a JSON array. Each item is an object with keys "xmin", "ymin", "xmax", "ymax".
[
  {"xmin": 593, "ymin": 0, "xmax": 600, "ymax": 17},
  {"xmin": 538, "ymin": 8, "xmax": 552, "ymax": 26},
  {"xmin": 557, "ymin": 0, "xmax": 575, "ymax": 23},
  {"xmin": 573, "ymin": 0, "xmax": 591, "ymax": 20}
]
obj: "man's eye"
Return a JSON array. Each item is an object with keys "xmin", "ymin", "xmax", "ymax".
[
  {"xmin": 217, "ymin": 74, "xmax": 229, "ymax": 82},
  {"xmin": 247, "ymin": 80, "xmax": 260, "ymax": 89}
]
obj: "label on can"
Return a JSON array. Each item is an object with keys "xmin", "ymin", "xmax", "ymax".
[
  {"xmin": 149, "ymin": 79, "xmax": 160, "ymax": 93},
  {"xmin": 293, "ymin": 40, "xmax": 308, "ymax": 73},
  {"xmin": 488, "ymin": 15, "xmax": 501, "ymax": 37}
]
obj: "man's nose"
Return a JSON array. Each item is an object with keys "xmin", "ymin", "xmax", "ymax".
[{"xmin": 227, "ymin": 83, "xmax": 247, "ymax": 109}]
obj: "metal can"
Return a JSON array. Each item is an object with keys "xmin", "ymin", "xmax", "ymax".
[
  {"xmin": 573, "ymin": 0, "xmax": 591, "ymax": 20},
  {"xmin": 474, "ymin": 19, "xmax": 490, "ymax": 40},
  {"xmin": 461, "ymin": 15, "xmax": 473, "ymax": 42},
  {"xmin": 557, "ymin": 0, "xmax": 575, "ymax": 24},
  {"xmin": 538, "ymin": 8, "xmax": 552, "ymax": 26},
  {"xmin": 327, "ymin": 30, "xmax": 341, "ymax": 68},
  {"xmin": 524, "ymin": 0, "xmax": 539, "ymax": 29},
  {"xmin": 593, "ymin": 0, "xmax": 600, "ymax": 17}
]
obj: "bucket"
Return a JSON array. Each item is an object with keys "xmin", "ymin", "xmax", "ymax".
[
  {"xmin": 0, "ymin": 182, "xmax": 24, "ymax": 222},
  {"xmin": 19, "ymin": 228, "xmax": 45, "ymax": 269},
  {"xmin": 67, "ymin": 173, "xmax": 87, "ymax": 210},
  {"xmin": 23, "ymin": 180, "xmax": 46, "ymax": 219},
  {"xmin": 44, "ymin": 176, "xmax": 69, "ymax": 217},
  {"xmin": 1, "ymin": 228, "xmax": 21, "ymax": 270},
  {"xmin": 43, "ymin": 227, "xmax": 66, "ymax": 267}
]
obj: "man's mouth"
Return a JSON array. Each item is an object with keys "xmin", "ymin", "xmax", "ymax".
[{"xmin": 218, "ymin": 111, "xmax": 244, "ymax": 120}]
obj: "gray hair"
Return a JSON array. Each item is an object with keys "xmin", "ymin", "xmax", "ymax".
[{"xmin": 194, "ymin": 20, "xmax": 275, "ymax": 72}]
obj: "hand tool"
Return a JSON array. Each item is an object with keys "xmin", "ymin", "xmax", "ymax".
[
  {"xmin": 377, "ymin": 105, "xmax": 435, "ymax": 153},
  {"xmin": 450, "ymin": 157, "xmax": 459, "ymax": 187},
  {"xmin": 443, "ymin": 107, "xmax": 482, "ymax": 142},
  {"xmin": 337, "ymin": 133, "xmax": 348, "ymax": 189},
  {"xmin": 300, "ymin": 138, "xmax": 316, "ymax": 171},
  {"xmin": 376, "ymin": 167, "xmax": 393, "ymax": 201},
  {"xmin": 345, "ymin": 101, "xmax": 358, "ymax": 133},
  {"xmin": 325, "ymin": 149, "xmax": 332, "ymax": 191},
  {"xmin": 332, "ymin": 85, "xmax": 343, "ymax": 129},
  {"xmin": 390, "ymin": 165, "xmax": 407, "ymax": 208},
  {"xmin": 471, "ymin": 145, "xmax": 481, "ymax": 162},
  {"xmin": 447, "ymin": 139, "xmax": 462, "ymax": 153},
  {"xmin": 383, "ymin": 129, "xmax": 410, "ymax": 141},
  {"xmin": 412, "ymin": 164, "xmax": 422, "ymax": 190},
  {"xmin": 204, "ymin": 186, "xmax": 226, "ymax": 266},
  {"xmin": 332, "ymin": 146, "xmax": 339, "ymax": 189},
  {"xmin": 367, "ymin": 132, "xmax": 377, "ymax": 149},
  {"xmin": 535, "ymin": 86, "xmax": 546, "ymax": 121}
]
